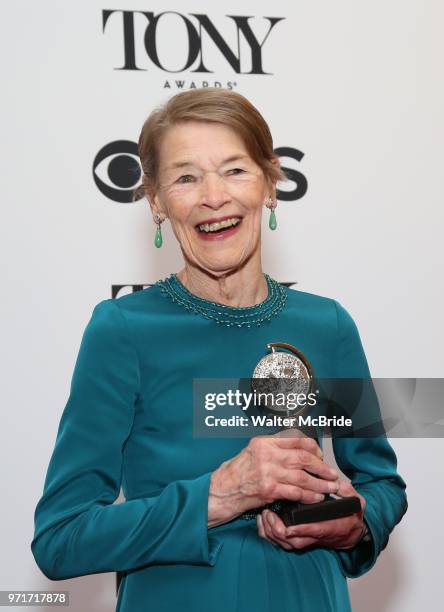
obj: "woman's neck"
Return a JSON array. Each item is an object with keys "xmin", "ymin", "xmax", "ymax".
[{"xmin": 176, "ymin": 261, "xmax": 268, "ymax": 308}]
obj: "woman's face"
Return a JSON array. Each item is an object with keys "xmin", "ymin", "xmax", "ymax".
[{"xmin": 148, "ymin": 121, "xmax": 274, "ymax": 275}]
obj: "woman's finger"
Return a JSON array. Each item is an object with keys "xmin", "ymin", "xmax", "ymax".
[
  {"xmin": 283, "ymin": 450, "xmax": 339, "ymax": 481},
  {"xmin": 271, "ymin": 434, "xmax": 323, "ymax": 459},
  {"xmin": 262, "ymin": 511, "xmax": 292, "ymax": 550},
  {"xmin": 336, "ymin": 480, "xmax": 366, "ymax": 512},
  {"xmin": 258, "ymin": 514, "xmax": 280, "ymax": 548},
  {"xmin": 257, "ymin": 513, "xmax": 267, "ymax": 539},
  {"xmin": 285, "ymin": 535, "xmax": 317, "ymax": 549},
  {"xmin": 275, "ymin": 483, "xmax": 325, "ymax": 505},
  {"xmin": 286, "ymin": 518, "xmax": 343, "ymax": 540},
  {"xmin": 263, "ymin": 511, "xmax": 289, "ymax": 541},
  {"xmin": 262, "ymin": 512, "xmax": 319, "ymax": 551},
  {"xmin": 280, "ymin": 467, "xmax": 340, "ymax": 494}
]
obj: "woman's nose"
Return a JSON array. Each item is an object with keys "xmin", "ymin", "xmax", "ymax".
[{"xmin": 200, "ymin": 172, "xmax": 229, "ymax": 208}]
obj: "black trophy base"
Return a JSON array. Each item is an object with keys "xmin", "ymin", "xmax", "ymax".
[{"xmin": 276, "ymin": 495, "xmax": 361, "ymax": 527}]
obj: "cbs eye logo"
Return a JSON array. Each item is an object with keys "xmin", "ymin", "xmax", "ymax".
[{"xmin": 92, "ymin": 140, "xmax": 142, "ymax": 203}]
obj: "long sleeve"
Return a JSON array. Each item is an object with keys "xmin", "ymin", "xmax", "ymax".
[
  {"xmin": 31, "ymin": 299, "xmax": 222, "ymax": 581},
  {"xmin": 330, "ymin": 301, "xmax": 407, "ymax": 578}
]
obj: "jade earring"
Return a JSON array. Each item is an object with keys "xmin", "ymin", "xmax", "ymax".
[
  {"xmin": 154, "ymin": 213, "xmax": 163, "ymax": 248},
  {"xmin": 266, "ymin": 197, "xmax": 277, "ymax": 230}
]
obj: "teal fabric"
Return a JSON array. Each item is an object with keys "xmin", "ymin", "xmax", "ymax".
[{"xmin": 31, "ymin": 280, "xmax": 407, "ymax": 611}]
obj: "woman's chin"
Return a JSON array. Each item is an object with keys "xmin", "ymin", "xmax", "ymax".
[
  {"xmin": 185, "ymin": 235, "xmax": 259, "ymax": 275},
  {"xmin": 193, "ymin": 254, "xmax": 250, "ymax": 276}
]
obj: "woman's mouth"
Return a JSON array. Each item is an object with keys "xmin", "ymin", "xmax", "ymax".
[{"xmin": 195, "ymin": 216, "xmax": 242, "ymax": 241}]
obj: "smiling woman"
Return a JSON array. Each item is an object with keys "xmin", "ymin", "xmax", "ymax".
[
  {"xmin": 31, "ymin": 88, "xmax": 407, "ymax": 612},
  {"xmin": 134, "ymin": 88, "xmax": 286, "ymax": 304},
  {"xmin": 145, "ymin": 121, "xmax": 277, "ymax": 289}
]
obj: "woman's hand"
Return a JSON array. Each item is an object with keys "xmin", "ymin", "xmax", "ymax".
[
  {"xmin": 257, "ymin": 480, "xmax": 367, "ymax": 550},
  {"xmin": 208, "ymin": 433, "xmax": 340, "ymax": 528}
]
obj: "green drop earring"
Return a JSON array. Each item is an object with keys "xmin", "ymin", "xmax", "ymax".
[
  {"xmin": 154, "ymin": 213, "xmax": 163, "ymax": 248},
  {"xmin": 266, "ymin": 197, "xmax": 277, "ymax": 230}
]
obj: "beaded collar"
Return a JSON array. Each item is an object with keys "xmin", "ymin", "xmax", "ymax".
[{"xmin": 156, "ymin": 273, "xmax": 287, "ymax": 328}]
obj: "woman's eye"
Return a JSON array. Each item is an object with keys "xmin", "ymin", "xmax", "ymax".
[
  {"xmin": 227, "ymin": 168, "xmax": 245, "ymax": 175},
  {"xmin": 177, "ymin": 174, "xmax": 195, "ymax": 184}
]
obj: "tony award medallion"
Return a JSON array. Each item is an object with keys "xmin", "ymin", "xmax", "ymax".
[{"xmin": 251, "ymin": 342, "xmax": 314, "ymax": 416}]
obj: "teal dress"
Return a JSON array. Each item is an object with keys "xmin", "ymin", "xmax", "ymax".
[{"xmin": 31, "ymin": 275, "xmax": 407, "ymax": 612}]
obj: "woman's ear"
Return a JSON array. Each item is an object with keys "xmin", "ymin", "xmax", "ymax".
[
  {"xmin": 270, "ymin": 182, "xmax": 278, "ymax": 202},
  {"xmin": 143, "ymin": 175, "xmax": 167, "ymax": 222},
  {"xmin": 268, "ymin": 156, "xmax": 281, "ymax": 200},
  {"xmin": 142, "ymin": 175, "xmax": 154, "ymax": 204},
  {"xmin": 268, "ymin": 180, "xmax": 278, "ymax": 204},
  {"xmin": 271, "ymin": 155, "xmax": 281, "ymax": 171}
]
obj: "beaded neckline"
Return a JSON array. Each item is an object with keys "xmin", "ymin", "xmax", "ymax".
[{"xmin": 156, "ymin": 273, "xmax": 287, "ymax": 328}]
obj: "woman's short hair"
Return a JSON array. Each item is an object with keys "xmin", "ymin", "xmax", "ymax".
[{"xmin": 133, "ymin": 88, "xmax": 286, "ymax": 200}]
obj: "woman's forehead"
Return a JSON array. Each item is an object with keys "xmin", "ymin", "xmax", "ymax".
[{"xmin": 158, "ymin": 122, "xmax": 252, "ymax": 168}]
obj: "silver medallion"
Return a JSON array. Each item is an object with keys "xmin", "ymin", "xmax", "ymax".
[{"xmin": 251, "ymin": 342, "xmax": 314, "ymax": 414}]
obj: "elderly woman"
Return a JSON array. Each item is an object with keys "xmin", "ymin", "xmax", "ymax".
[{"xmin": 31, "ymin": 88, "xmax": 407, "ymax": 612}]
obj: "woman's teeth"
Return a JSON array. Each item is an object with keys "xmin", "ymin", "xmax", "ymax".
[{"xmin": 198, "ymin": 217, "xmax": 241, "ymax": 233}]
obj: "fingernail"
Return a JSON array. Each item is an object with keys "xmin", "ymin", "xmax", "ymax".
[
  {"xmin": 329, "ymin": 468, "xmax": 338, "ymax": 477},
  {"xmin": 315, "ymin": 493, "xmax": 324, "ymax": 502}
]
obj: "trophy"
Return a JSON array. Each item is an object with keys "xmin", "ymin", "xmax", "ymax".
[{"xmin": 251, "ymin": 342, "xmax": 361, "ymax": 526}]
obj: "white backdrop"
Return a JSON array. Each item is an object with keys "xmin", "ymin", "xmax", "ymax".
[{"xmin": 2, "ymin": 1, "xmax": 443, "ymax": 610}]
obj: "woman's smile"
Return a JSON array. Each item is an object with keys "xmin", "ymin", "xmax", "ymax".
[{"xmin": 195, "ymin": 215, "xmax": 243, "ymax": 241}]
